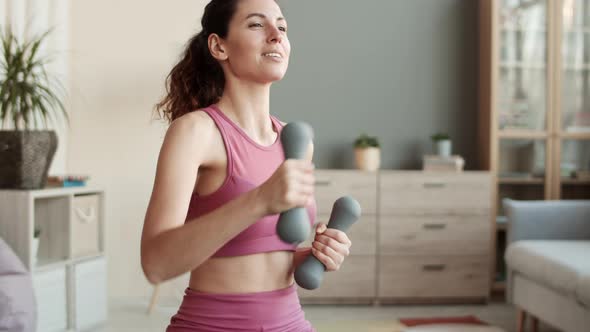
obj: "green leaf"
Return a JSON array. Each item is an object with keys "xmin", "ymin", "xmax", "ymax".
[
  {"xmin": 30, "ymin": 93, "xmax": 46, "ymax": 128},
  {"xmin": 34, "ymin": 95, "xmax": 51, "ymax": 128},
  {"xmin": 7, "ymin": 81, "xmax": 19, "ymax": 129},
  {"xmin": 0, "ymin": 27, "xmax": 66, "ymax": 129},
  {"xmin": 36, "ymin": 83, "xmax": 67, "ymax": 120},
  {"xmin": 354, "ymin": 133, "xmax": 380, "ymax": 148},
  {"xmin": 25, "ymin": 30, "xmax": 51, "ymax": 72},
  {"xmin": 430, "ymin": 133, "xmax": 450, "ymax": 141}
]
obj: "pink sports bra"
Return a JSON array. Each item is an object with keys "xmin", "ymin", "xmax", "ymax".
[{"xmin": 185, "ymin": 104, "xmax": 317, "ymax": 257}]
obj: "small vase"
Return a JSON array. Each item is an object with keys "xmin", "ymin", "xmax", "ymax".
[
  {"xmin": 435, "ymin": 140, "xmax": 452, "ymax": 157},
  {"xmin": 354, "ymin": 147, "xmax": 380, "ymax": 171},
  {"xmin": 32, "ymin": 237, "xmax": 40, "ymax": 266}
]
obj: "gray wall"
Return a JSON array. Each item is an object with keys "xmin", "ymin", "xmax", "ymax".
[{"xmin": 271, "ymin": 0, "xmax": 479, "ymax": 170}]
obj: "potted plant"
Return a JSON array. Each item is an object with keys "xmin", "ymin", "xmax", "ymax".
[
  {"xmin": 0, "ymin": 27, "xmax": 68, "ymax": 189},
  {"xmin": 353, "ymin": 133, "xmax": 380, "ymax": 171},
  {"xmin": 32, "ymin": 227, "xmax": 41, "ymax": 265},
  {"xmin": 431, "ymin": 132, "xmax": 452, "ymax": 157}
]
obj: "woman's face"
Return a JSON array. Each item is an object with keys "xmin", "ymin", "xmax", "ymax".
[{"xmin": 220, "ymin": 0, "xmax": 290, "ymax": 84}]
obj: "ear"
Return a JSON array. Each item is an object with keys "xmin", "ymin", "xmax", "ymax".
[{"xmin": 208, "ymin": 34, "xmax": 228, "ymax": 61}]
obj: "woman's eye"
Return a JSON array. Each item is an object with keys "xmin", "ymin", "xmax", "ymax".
[
  {"xmin": 249, "ymin": 23, "xmax": 263, "ymax": 28},
  {"xmin": 279, "ymin": 26, "xmax": 287, "ymax": 32}
]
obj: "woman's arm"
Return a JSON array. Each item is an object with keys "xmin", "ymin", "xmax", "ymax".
[
  {"xmin": 141, "ymin": 113, "xmax": 315, "ymax": 285},
  {"xmin": 140, "ymin": 113, "xmax": 266, "ymax": 284}
]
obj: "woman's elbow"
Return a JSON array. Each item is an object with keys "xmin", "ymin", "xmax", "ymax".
[{"xmin": 141, "ymin": 247, "xmax": 163, "ymax": 285}]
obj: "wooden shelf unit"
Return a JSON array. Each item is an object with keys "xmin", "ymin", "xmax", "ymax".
[
  {"xmin": 479, "ymin": 0, "xmax": 590, "ymax": 295},
  {"xmin": 0, "ymin": 187, "xmax": 108, "ymax": 332}
]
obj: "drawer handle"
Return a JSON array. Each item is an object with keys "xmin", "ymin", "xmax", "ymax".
[
  {"xmin": 315, "ymin": 179, "xmax": 332, "ymax": 186},
  {"xmin": 75, "ymin": 207, "xmax": 96, "ymax": 224},
  {"xmin": 423, "ymin": 264, "xmax": 446, "ymax": 271},
  {"xmin": 423, "ymin": 223, "xmax": 447, "ymax": 230},
  {"xmin": 423, "ymin": 182, "xmax": 446, "ymax": 189}
]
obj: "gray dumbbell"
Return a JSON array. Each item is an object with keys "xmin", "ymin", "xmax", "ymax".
[
  {"xmin": 276, "ymin": 121, "xmax": 314, "ymax": 244},
  {"xmin": 294, "ymin": 196, "xmax": 362, "ymax": 290}
]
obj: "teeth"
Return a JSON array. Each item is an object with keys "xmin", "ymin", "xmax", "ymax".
[{"xmin": 263, "ymin": 53, "xmax": 281, "ymax": 58}]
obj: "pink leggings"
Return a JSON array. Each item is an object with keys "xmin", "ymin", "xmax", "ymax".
[{"xmin": 166, "ymin": 284, "xmax": 315, "ymax": 332}]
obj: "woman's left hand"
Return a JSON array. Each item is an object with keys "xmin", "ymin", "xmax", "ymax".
[{"xmin": 311, "ymin": 223, "xmax": 352, "ymax": 271}]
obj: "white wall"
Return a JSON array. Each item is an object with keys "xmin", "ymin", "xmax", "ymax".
[{"xmin": 67, "ymin": 0, "xmax": 207, "ymax": 300}]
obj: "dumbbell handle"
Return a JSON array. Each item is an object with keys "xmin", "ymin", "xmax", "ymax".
[
  {"xmin": 276, "ymin": 122, "xmax": 314, "ymax": 244},
  {"xmin": 294, "ymin": 196, "xmax": 361, "ymax": 290}
]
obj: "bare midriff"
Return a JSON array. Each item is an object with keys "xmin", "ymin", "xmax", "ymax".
[{"xmin": 188, "ymin": 250, "xmax": 295, "ymax": 293}]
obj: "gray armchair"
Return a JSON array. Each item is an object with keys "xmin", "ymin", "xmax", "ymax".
[
  {"xmin": 503, "ymin": 199, "xmax": 590, "ymax": 332},
  {"xmin": 505, "ymin": 199, "xmax": 590, "ymax": 245}
]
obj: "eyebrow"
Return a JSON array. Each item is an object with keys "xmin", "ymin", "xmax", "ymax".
[{"xmin": 245, "ymin": 13, "xmax": 285, "ymax": 22}]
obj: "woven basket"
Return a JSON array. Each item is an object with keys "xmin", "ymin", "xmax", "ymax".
[{"xmin": 0, "ymin": 130, "xmax": 58, "ymax": 189}]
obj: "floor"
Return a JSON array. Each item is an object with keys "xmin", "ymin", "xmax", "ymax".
[{"xmin": 95, "ymin": 298, "xmax": 560, "ymax": 332}]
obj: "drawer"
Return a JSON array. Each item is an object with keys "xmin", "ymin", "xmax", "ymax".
[
  {"xmin": 302, "ymin": 214, "xmax": 376, "ymax": 255},
  {"xmin": 378, "ymin": 255, "xmax": 489, "ymax": 298},
  {"xmin": 33, "ymin": 267, "xmax": 68, "ymax": 332},
  {"xmin": 314, "ymin": 170, "xmax": 377, "ymax": 215},
  {"xmin": 379, "ymin": 214, "xmax": 491, "ymax": 255},
  {"xmin": 70, "ymin": 194, "xmax": 101, "ymax": 258},
  {"xmin": 298, "ymin": 255, "xmax": 376, "ymax": 299},
  {"xmin": 73, "ymin": 257, "xmax": 108, "ymax": 330},
  {"xmin": 379, "ymin": 172, "xmax": 492, "ymax": 214}
]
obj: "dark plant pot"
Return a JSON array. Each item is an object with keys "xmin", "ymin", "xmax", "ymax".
[{"xmin": 0, "ymin": 130, "xmax": 58, "ymax": 189}]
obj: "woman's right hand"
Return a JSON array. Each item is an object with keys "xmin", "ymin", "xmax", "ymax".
[{"xmin": 255, "ymin": 159, "xmax": 315, "ymax": 215}]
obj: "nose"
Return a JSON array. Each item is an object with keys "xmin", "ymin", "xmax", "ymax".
[{"xmin": 267, "ymin": 25, "xmax": 282, "ymax": 44}]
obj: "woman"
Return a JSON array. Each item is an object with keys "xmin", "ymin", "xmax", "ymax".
[{"xmin": 141, "ymin": 0, "xmax": 352, "ymax": 331}]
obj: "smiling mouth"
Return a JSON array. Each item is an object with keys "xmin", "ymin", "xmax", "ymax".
[{"xmin": 262, "ymin": 52, "xmax": 282, "ymax": 58}]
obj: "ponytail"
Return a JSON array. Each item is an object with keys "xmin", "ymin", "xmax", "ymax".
[{"xmin": 155, "ymin": 0, "xmax": 239, "ymax": 123}]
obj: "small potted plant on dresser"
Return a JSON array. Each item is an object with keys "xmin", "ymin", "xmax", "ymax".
[
  {"xmin": 431, "ymin": 132, "xmax": 452, "ymax": 157},
  {"xmin": 0, "ymin": 28, "xmax": 68, "ymax": 189},
  {"xmin": 354, "ymin": 133, "xmax": 381, "ymax": 171}
]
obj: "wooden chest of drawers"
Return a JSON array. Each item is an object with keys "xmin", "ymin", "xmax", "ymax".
[
  {"xmin": 379, "ymin": 214, "xmax": 490, "ymax": 256},
  {"xmin": 297, "ymin": 170, "xmax": 492, "ymax": 304},
  {"xmin": 298, "ymin": 170, "xmax": 378, "ymax": 303},
  {"xmin": 378, "ymin": 255, "xmax": 489, "ymax": 298},
  {"xmin": 314, "ymin": 170, "xmax": 378, "ymax": 215},
  {"xmin": 378, "ymin": 171, "xmax": 492, "ymax": 302}
]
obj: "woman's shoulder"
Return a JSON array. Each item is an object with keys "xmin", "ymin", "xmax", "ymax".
[{"xmin": 167, "ymin": 109, "xmax": 216, "ymax": 141}]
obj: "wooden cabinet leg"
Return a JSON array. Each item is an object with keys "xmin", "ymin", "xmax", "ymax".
[
  {"xmin": 531, "ymin": 316, "xmax": 539, "ymax": 332},
  {"xmin": 147, "ymin": 284, "xmax": 160, "ymax": 315},
  {"xmin": 517, "ymin": 309, "xmax": 527, "ymax": 332}
]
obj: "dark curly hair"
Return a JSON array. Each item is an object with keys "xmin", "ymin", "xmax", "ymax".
[{"xmin": 155, "ymin": 0, "xmax": 240, "ymax": 123}]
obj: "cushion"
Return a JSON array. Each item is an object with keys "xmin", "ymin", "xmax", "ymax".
[
  {"xmin": 0, "ymin": 238, "xmax": 36, "ymax": 331},
  {"xmin": 0, "ymin": 239, "xmax": 27, "ymax": 275},
  {"xmin": 0, "ymin": 275, "xmax": 37, "ymax": 331},
  {"xmin": 506, "ymin": 240, "xmax": 590, "ymax": 300}
]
